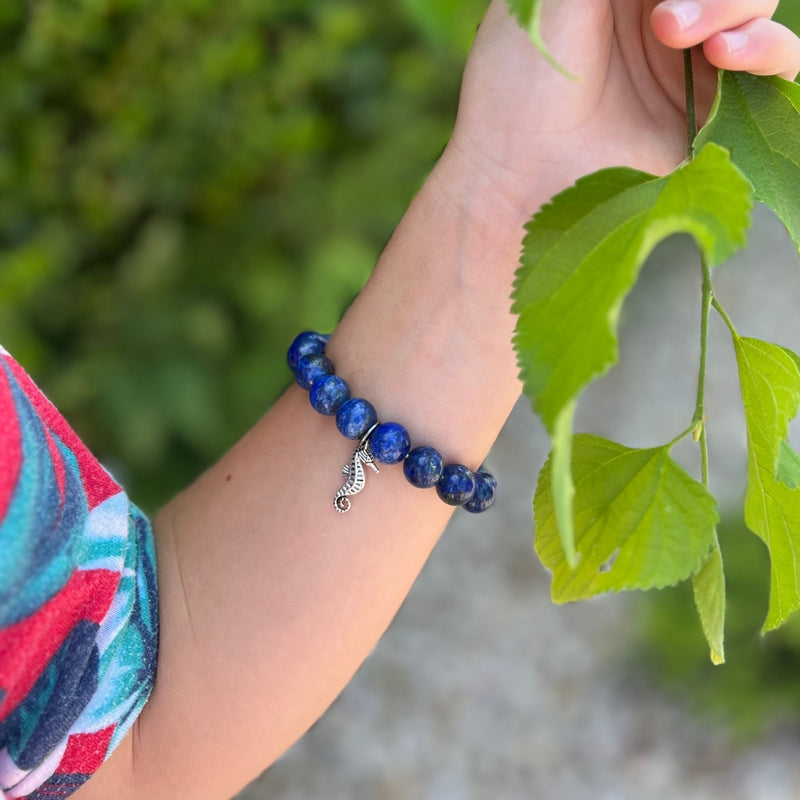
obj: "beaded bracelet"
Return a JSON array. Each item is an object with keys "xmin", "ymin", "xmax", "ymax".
[{"xmin": 288, "ymin": 331, "xmax": 496, "ymax": 514}]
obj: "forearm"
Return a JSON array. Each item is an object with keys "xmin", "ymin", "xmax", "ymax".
[{"xmin": 104, "ymin": 147, "xmax": 542, "ymax": 800}]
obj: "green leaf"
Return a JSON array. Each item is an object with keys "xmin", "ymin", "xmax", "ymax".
[
  {"xmin": 504, "ymin": 0, "xmax": 576, "ymax": 79},
  {"xmin": 733, "ymin": 336, "xmax": 800, "ymax": 629},
  {"xmin": 514, "ymin": 144, "xmax": 751, "ymax": 432},
  {"xmin": 514, "ymin": 143, "xmax": 752, "ymax": 560},
  {"xmin": 692, "ymin": 538, "xmax": 726, "ymax": 665},
  {"xmin": 776, "ymin": 439, "xmax": 800, "ymax": 489},
  {"xmin": 400, "ymin": 0, "xmax": 486, "ymax": 53},
  {"xmin": 775, "ymin": 0, "xmax": 800, "ymax": 42},
  {"xmin": 696, "ymin": 71, "xmax": 800, "ymax": 252},
  {"xmin": 534, "ymin": 435, "xmax": 719, "ymax": 602},
  {"xmin": 551, "ymin": 400, "xmax": 577, "ymax": 567},
  {"xmin": 782, "ymin": 344, "xmax": 800, "ymax": 375}
]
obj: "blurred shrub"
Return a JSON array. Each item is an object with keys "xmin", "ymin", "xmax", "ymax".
[
  {"xmin": 5, "ymin": 0, "xmax": 800, "ymax": 728},
  {"xmin": 776, "ymin": 0, "xmax": 800, "ymax": 38},
  {"xmin": 638, "ymin": 515, "xmax": 800, "ymax": 737},
  {"xmin": 0, "ymin": 0, "xmax": 484, "ymax": 507}
]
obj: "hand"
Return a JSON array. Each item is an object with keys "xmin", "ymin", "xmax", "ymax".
[{"xmin": 446, "ymin": 0, "xmax": 800, "ymax": 215}]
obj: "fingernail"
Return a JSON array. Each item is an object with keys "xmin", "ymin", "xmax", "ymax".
[
  {"xmin": 660, "ymin": 0, "xmax": 702, "ymax": 31},
  {"xmin": 719, "ymin": 30, "xmax": 749, "ymax": 53}
]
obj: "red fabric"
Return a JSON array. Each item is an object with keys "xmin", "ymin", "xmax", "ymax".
[
  {"xmin": 1, "ymin": 356, "xmax": 120, "ymax": 511},
  {"xmin": 42, "ymin": 426, "xmax": 67, "ymax": 504},
  {"xmin": 0, "ymin": 359, "xmax": 23, "ymax": 522},
  {"xmin": 0, "ymin": 569, "xmax": 120, "ymax": 720},
  {"xmin": 57, "ymin": 725, "xmax": 116, "ymax": 774}
]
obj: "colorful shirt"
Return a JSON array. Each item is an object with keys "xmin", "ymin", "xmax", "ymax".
[{"xmin": 0, "ymin": 346, "xmax": 159, "ymax": 799}]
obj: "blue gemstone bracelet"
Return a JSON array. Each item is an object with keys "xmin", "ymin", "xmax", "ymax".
[{"xmin": 288, "ymin": 331, "xmax": 496, "ymax": 514}]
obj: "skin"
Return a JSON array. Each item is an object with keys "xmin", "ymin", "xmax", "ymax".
[{"xmin": 72, "ymin": 2, "xmax": 800, "ymax": 799}]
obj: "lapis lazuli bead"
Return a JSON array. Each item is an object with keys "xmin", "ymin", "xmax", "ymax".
[
  {"xmin": 310, "ymin": 374, "xmax": 350, "ymax": 416},
  {"xmin": 336, "ymin": 398, "xmax": 378, "ymax": 440},
  {"xmin": 369, "ymin": 422, "xmax": 411, "ymax": 465},
  {"xmin": 436, "ymin": 463, "xmax": 476, "ymax": 506},
  {"xmin": 295, "ymin": 353, "xmax": 334, "ymax": 390},
  {"xmin": 403, "ymin": 446, "xmax": 444, "ymax": 489},
  {"xmin": 287, "ymin": 331, "xmax": 329, "ymax": 371},
  {"xmin": 463, "ymin": 470, "xmax": 496, "ymax": 513}
]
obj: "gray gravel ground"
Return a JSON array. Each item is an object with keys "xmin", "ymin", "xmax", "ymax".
[{"xmin": 237, "ymin": 206, "xmax": 800, "ymax": 800}]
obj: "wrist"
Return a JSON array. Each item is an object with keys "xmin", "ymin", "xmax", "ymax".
[
  {"xmin": 323, "ymin": 146, "xmax": 529, "ymax": 465},
  {"xmin": 434, "ymin": 138, "xmax": 539, "ymax": 243},
  {"xmin": 433, "ymin": 136, "xmax": 576, "ymax": 266}
]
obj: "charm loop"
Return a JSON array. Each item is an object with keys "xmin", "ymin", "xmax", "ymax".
[{"xmin": 333, "ymin": 423, "xmax": 380, "ymax": 513}]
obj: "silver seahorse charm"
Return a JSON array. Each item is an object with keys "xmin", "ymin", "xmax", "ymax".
[{"xmin": 334, "ymin": 424, "xmax": 380, "ymax": 513}]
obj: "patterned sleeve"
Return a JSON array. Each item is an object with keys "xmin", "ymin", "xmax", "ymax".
[{"xmin": 0, "ymin": 346, "xmax": 159, "ymax": 800}]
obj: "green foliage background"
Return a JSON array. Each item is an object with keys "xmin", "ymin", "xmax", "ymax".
[
  {"xmin": 776, "ymin": 1, "xmax": 800, "ymax": 36},
  {"xmin": 3, "ymin": 0, "xmax": 797, "ymax": 509},
  {"xmin": 0, "ymin": 0, "xmax": 485, "ymax": 508},
  {"xmin": 3, "ymin": 0, "xmax": 800, "ymax": 731}
]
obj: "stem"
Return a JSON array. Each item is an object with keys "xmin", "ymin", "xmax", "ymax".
[
  {"xmin": 684, "ymin": 47, "xmax": 707, "ymax": 483},
  {"xmin": 683, "ymin": 48, "xmax": 697, "ymax": 158},
  {"xmin": 693, "ymin": 256, "xmax": 713, "ymax": 487},
  {"xmin": 712, "ymin": 296, "xmax": 739, "ymax": 339},
  {"xmin": 668, "ymin": 422, "xmax": 702, "ymax": 449}
]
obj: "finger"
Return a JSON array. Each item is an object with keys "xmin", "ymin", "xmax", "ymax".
[
  {"xmin": 704, "ymin": 18, "xmax": 800, "ymax": 81},
  {"xmin": 651, "ymin": 0, "xmax": 779, "ymax": 49}
]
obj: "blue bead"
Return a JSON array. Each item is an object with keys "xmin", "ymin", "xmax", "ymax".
[
  {"xmin": 295, "ymin": 354, "xmax": 334, "ymax": 390},
  {"xmin": 370, "ymin": 422, "xmax": 411, "ymax": 464},
  {"xmin": 436, "ymin": 464, "xmax": 476, "ymax": 506},
  {"xmin": 336, "ymin": 398, "xmax": 378, "ymax": 440},
  {"xmin": 287, "ymin": 331, "xmax": 329, "ymax": 371},
  {"xmin": 310, "ymin": 375, "xmax": 350, "ymax": 415},
  {"xmin": 403, "ymin": 446, "xmax": 444, "ymax": 489},
  {"xmin": 463, "ymin": 470, "xmax": 496, "ymax": 513}
]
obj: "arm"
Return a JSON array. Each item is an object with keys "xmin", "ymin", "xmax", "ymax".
[
  {"xmin": 116, "ymin": 141, "xmax": 532, "ymax": 800},
  {"xmin": 75, "ymin": 2, "xmax": 800, "ymax": 799}
]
